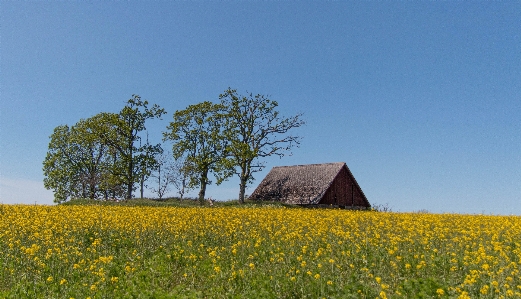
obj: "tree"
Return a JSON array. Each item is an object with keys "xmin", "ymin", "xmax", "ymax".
[
  {"xmin": 148, "ymin": 151, "xmax": 194, "ymax": 200},
  {"xmin": 163, "ymin": 101, "xmax": 231, "ymax": 205},
  {"xmin": 95, "ymin": 95, "xmax": 166, "ymax": 199},
  {"xmin": 43, "ymin": 117, "xmax": 115, "ymax": 202},
  {"xmin": 98, "ymin": 143, "xmax": 127, "ymax": 200},
  {"xmin": 43, "ymin": 125, "xmax": 78, "ymax": 202},
  {"xmin": 137, "ymin": 133, "xmax": 163, "ymax": 199},
  {"xmin": 219, "ymin": 88, "xmax": 305, "ymax": 203},
  {"xmin": 43, "ymin": 95, "xmax": 165, "ymax": 202},
  {"xmin": 147, "ymin": 149, "xmax": 171, "ymax": 200},
  {"xmin": 171, "ymin": 157, "xmax": 196, "ymax": 200}
]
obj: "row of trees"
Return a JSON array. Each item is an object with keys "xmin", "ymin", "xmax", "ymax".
[
  {"xmin": 43, "ymin": 89, "xmax": 304, "ymax": 204},
  {"xmin": 43, "ymin": 96, "xmax": 165, "ymax": 202}
]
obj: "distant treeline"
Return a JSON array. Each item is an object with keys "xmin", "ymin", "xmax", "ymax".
[{"xmin": 43, "ymin": 88, "xmax": 304, "ymax": 205}]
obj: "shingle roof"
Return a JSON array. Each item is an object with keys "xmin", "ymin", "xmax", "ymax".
[{"xmin": 249, "ymin": 162, "xmax": 347, "ymax": 204}]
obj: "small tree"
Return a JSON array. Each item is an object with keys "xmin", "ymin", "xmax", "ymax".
[
  {"xmin": 148, "ymin": 152, "xmax": 194, "ymax": 200},
  {"xmin": 163, "ymin": 101, "xmax": 231, "ymax": 205},
  {"xmin": 43, "ymin": 96, "xmax": 165, "ymax": 202},
  {"xmin": 95, "ymin": 95, "xmax": 166, "ymax": 199},
  {"xmin": 137, "ymin": 133, "xmax": 163, "ymax": 199},
  {"xmin": 147, "ymin": 150, "xmax": 172, "ymax": 200},
  {"xmin": 99, "ymin": 146, "xmax": 127, "ymax": 199},
  {"xmin": 43, "ymin": 117, "xmax": 115, "ymax": 202},
  {"xmin": 169, "ymin": 157, "xmax": 195, "ymax": 200},
  {"xmin": 219, "ymin": 88, "xmax": 305, "ymax": 203},
  {"xmin": 43, "ymin": 125, "xmax": 78, "ymax": 202}
]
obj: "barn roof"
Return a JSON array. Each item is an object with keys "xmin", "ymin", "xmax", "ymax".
[{"xmin": 249, "ymin": 162, "xmax": 369, "ymax": 205}]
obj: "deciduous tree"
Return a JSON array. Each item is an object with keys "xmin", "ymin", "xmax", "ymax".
[
  {"xmin": 148, "ymin": 151, "xmax": 194, "ymax": 200},
  {"xmin": 163, "ymin": 102, "xmax": 230, "ymax": 205},
  {"xmin": 95, "ymin": 95, "xmax": 166, "ymax": 199},
  {"xmin": 43, "ymin": 95, "xmax": 165, "ymax": 202},
  {"xmin": 219, "ymin": 88, "xmax": 304, "ymax": 203},
  {"xmin": 43, "ymin": 117, "xmax": 114, "ymax": 202}
]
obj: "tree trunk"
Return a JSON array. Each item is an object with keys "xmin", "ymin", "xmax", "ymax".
[
  {"xmin": 198, "ymin": 171, "xmax": 208, "ymax": 205},
  {"xmin": 198, "ymin": 181, "xmax": 207, "ymax": 205},
  {"xmin": 126, "ymin": 159, "xmax": 133, "ymax": 199},
  {"xmin": 89, "ymin": 183, "xmax": 96, "ymax": 199},
  {"xmin": 239, "ymin": 176, "xmax": 247, "ymax": 204},
  {"xmin": 82, "ymin": 182, "xmax": 87, "ymax": 199},
  {"xmin": 126, "ymin": 180, "xmax": 133, "ymax": 199},
  {"xmin": 157, "ymin": 166, "xmax": 162, "ymax": 200},
  {"xmin": 238, "ymin": 165, "xmax": 249, "ymax": 204},
  {"xmin": 126, "ymin": 140, "xmax": 134, "ymax": 200},
  {"xmin": 180, "ymin": 178, "xmax": 185, "ymax": 200},
  {"xmin": 140, "ymin": 175, "xmax": 144, "ymax": 199}
]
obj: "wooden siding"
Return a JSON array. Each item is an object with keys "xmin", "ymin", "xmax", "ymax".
[{"xmin": 318, "ymin": 166, "xmax": 369, "ymax": 207}]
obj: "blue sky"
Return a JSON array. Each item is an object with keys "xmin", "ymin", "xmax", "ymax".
[{"xmin": 1, "ymin": 2, "xmax": 520, "ymax": 214}]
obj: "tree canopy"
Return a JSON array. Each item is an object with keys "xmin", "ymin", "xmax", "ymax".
[
  {"xmin": 43, "ymin": 90, "xmax": 303, "ymax": 203},
  {"xmin": 43, "ymin": 116, "xmax": 119, "ymax": 202},
  {"xmin": 163, "ymin": 101, "xmax": 231, "ymax": 205},
  {"xmin": 43, "ymin": 95, "xmax": 165, "ymax": 202},
  {"xmin": 88, "ymin": 95, "xmax": 166, "ymax": 199},
  {"xmin": 219, "ymin": 88, "xmax": 305, "ymax": 203}
]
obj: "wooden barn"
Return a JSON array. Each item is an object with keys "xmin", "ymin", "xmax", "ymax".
[{"xmin": 249, "ymin": 162, "xmax": 370, "ymax": 209}]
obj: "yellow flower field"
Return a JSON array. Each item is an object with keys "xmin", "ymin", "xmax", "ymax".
[{"xmin": 1, "ymin": 204, "xmax": 520, "ymax": 298}]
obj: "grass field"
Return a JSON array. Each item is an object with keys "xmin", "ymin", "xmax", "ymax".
[{"xmin": 1, "ymin": 201, "xmax": 520, "ymax": 298}]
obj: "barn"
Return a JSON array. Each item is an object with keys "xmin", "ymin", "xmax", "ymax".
[{"xmin": 249, "ymin": 162, "xmax": 370, "ymax": 209}]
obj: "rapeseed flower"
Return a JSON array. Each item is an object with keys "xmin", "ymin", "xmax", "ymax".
[{"xmin": 1, "ymin": 204, "xmax": 520, "ymax": 298}]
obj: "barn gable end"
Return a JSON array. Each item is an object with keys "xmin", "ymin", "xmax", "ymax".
[{"xmin": 249, "ymin": 162, "xmax": 370, "ymax": 208}]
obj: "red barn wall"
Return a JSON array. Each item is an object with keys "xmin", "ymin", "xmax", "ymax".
[{"xmin": 319, "ymin": 167, "xmax": 369, "ymax": 207}]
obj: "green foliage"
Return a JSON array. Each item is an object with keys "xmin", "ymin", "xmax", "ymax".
[
  {"xmin": 97, "ymin": 95, "xmax": 166, "ymax": 199},
  {"xmin": 397, "ymin": 278, "xmax": 447, "ymax": 298},
  {"xmin": 163, "ymin": 101, "xmax": 231, "ymax": 204},
  {"xmin": 219, "ymin": 88, "xmax": 305, "ymax": 203},
  {"xmin": 43, "ymin": 125, "xmax": 75, "ymax": 202},
  {"xmin": 42, "ymin": 117, "xmax": 120, "ymax": 203},
  {"xmin": 43, "ymin": 95, "xmax": 165, "ymax": 202},
  {"xmin": 43, "ymin": 89, "xmax": 305, "ymax": 204}
]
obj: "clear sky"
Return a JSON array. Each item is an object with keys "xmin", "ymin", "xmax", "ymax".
[{"xmin": 1, "ymin": 2, "xmax": 520, "ymax": 214}]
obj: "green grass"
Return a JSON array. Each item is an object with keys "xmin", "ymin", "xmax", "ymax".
[{"xmin": 62, "ymin": 197, "xmax": 299, "ymax": 208}]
